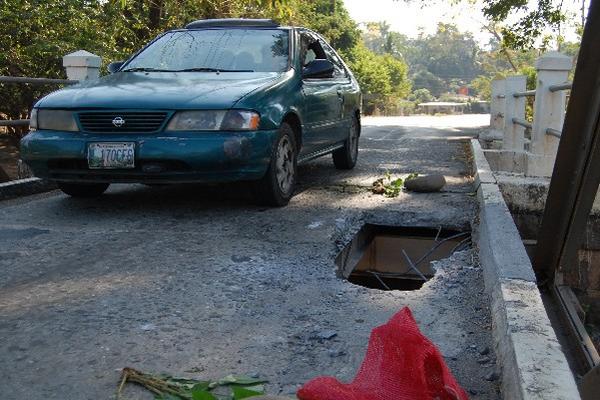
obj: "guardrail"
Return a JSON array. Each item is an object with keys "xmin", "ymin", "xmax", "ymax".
[
  {"xmin": 488, "ymin": 51, "xmax": 573, "ymax": 177},
  {"xmin": 0, "ymin": 50, "xmax": 101, "ymax": 128}
]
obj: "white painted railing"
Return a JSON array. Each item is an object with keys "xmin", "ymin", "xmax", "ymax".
[{"xmin": 488, "ymin": 52, "xmax": 573, "ymax": 177}]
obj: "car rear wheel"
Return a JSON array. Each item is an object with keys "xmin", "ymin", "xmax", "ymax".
[
  {"xmin": 58, "ymin": 182, "xmax": 110, "ymax": 197},
  {"xmin": 333, "ymin": 114, "xmax": 359, "ymax": 169},
  {"xmin": 255, "ymin": 122, "xmax": 297, "ymax": 207}
]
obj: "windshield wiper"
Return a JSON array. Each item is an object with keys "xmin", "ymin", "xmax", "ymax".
[
  {"xmin": 175, "ymin": 67, "xmax": 255, "ymax": 72},
  {"xmin": 121, "ymin": 67, "xmax": 176, "ymax": 72}
]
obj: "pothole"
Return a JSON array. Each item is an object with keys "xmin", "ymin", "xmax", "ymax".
[{"xmin": 336, "ymin": 224, "xmax": 471, "ymax": 291}]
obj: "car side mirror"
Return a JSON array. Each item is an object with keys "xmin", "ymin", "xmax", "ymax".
[
  {"xmin": 107, "ymin": 61, "xmax": 125, "ymax": 74},
  {"xmin": 302, "ymin": 59, "xmax": 334, "ymax": 79}
]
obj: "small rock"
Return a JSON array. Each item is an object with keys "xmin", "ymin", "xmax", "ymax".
[
  {"xmin": 404, "ymin": 174, "xmax": 446, "ymax": 192},
  {"xmin": 231, "ymin": 255, "xmax": 251, "ymax": 263},
  {"xmin": 468, "ymin": 388, "xmax": 478, "ymax": 395},
  {"xmin": 479, "ymin": 346, "xmax": 490, "ymax": 355},
  {"xmin": 485, "ymin": 371, "xmax": 499, "ymax": 381},
  {"xmin": 307, "ymin": 221, "xmax": 323, "ymax": 229},
  {"xmin": 314, "ymin": 330, "xmax": 337, "ymax": 340},
  {"xmin": 139, "ymin": 323, "xmax": 156, "ymax": 331},
  {"xmin": 477, "ymin": 356, "xmax": 491, "ymax": 364},
  {"xmin": 327, "ymin": 349, "xmax": 346, "ymax": 357}
]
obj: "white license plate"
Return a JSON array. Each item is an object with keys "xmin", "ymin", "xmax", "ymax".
[{"xmin": 88, "ymin": 142, "xmax": 135, "ymax": 169}]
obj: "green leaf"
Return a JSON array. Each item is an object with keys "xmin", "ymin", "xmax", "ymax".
[
  {"xmin": 191, "ymin": 382, "xmax": 212, "ymax": 392},
  {"xmin": 191, "ymin": 390, "xmax": 217, "ymax": 400},
  {"xmin": 241, "ymin": 385, "xmax": 264, "ymax": 393},
  {"xmin": 231, "ymin": 386, "xmax": 263, "ymax": 399},
  {"xmin": 156, "ymin": 394, "xmax": 184, "ymax": 400},
  {"xmin": 391, "ymin": 178, "xmax": 403, "ymax": 187}
]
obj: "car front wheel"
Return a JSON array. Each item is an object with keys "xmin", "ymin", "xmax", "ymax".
[
  {"xmin": 255, "ymin": 122, "xmax": 297, "ymax": 207},
  {"xmin": 333, "ymin": 114, "xmax": 359, "ymax": 169},
  {"xmin": 58, "ymin": 182, "xmax": 110, "ymax": 197}
]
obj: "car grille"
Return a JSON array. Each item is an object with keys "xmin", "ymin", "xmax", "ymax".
[{"xmin": 78, "ymin": 111, "xmax": 168, "ymax": 133}]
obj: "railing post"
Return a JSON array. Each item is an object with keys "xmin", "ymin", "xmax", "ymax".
[
  {"xmin": 503, "ymin": 75, "xmax": 527, "ymax": 152},
  {"xmin": 62, "ymin": 50, "xmax": 101, "ymax": 81},
  {"xmin": 484, "ymin": 79, "xmax": 506, "ymax": 141},
  {"xmin": 526, "ymin": 51, "xmax": 572, "ymax": 177}
]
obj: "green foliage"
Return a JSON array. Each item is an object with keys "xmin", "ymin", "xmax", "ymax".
[
  {"xmin": 296, "ymin": 0, "xmax": 360, "ymax": 52},
  {"xmin": 410, "ymin": 67, "xmax": 446, "ymax": 97},
  {"xmin": 0, "ymin": 0, "xmax": 111, "ymax": 134},
  {"xmin": 117, "ymin": 368, "xmax": 267, "ymax": 400},
  {"xmin": 403, "ymin": 0, "xmax": 581, "ymax": 51},
  {"xmin": 483, "ymin": 0, "xmax": 565, "ymax": 49},
  {"xmin": 371, "ymin": 172, "xmax": 418, "ymax": 197},
  {"xmin": 408, "ymin": 88, "xmax": 434, "ymax": 104},
  {"xmin": 364, "ymin": 22, "xmax": 482, "ymax": 98},
  {"xmin": 343, "ymin": 43, "xmax": 411, "ymax": 114}
]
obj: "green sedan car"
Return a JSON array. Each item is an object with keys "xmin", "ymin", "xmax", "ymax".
[{"xmin": 21, "ymin": 19, "xmax": 361, "ymax": 206}]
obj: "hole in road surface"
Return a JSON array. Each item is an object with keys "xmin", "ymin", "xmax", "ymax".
[{"xmin": 336, "ymin": 224, "xmax": 471, "ymax": 291}]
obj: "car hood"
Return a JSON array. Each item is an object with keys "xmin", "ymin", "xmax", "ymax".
[{"xmin": 36, "ymin": 71, "xmax": 286, "ymax": 109}]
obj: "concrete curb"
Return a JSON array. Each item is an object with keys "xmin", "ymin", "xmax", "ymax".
[
  {"xmin": 0, "ymin": 178, "xmax": 56, "ymax": 201},
  {"xmin": 471, "ymin": 139, "xmax": 580, "ymax": 400}
]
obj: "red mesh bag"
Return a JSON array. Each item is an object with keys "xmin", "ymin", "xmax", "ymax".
[{"xmin": 297, "ymin": 307, "xmax": 468, "ymax": 400}]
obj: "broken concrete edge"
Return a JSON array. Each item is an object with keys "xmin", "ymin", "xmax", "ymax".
[
  {"xmin": 0, "ymin": 177, "xmax": 56, "ymax": 201},
  {"xmin": 470, "ymin": 139, "xmax": 580, "ymax": 400}
]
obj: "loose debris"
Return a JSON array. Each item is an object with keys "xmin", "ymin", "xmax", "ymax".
[
  {"xmin": 117, "ymin": 367, "xmax": 267, "ymax": 400},
  {"xmin": 371, "ymin": 172, "xmax": 418, "ymax": 197},
  {"xmin": 403, "ymin": 174, "xmax": 446, "ymax": 193}
]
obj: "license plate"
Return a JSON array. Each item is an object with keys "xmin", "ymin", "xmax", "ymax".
[{"xmin": 88, "ymin": 142, "xmax": 135, "ymax": 169}]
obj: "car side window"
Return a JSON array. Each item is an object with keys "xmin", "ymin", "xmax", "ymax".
[
  {"xmin": 300, "ymin": 32, "xmax": 327, "ymax": 68},
  {"xmin": 319, "ymin": 39, "xmax": 347, "ymax": 79}
]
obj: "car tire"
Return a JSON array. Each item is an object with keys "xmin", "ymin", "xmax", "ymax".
[
  {"xmin": 58, "ymin": 182, "xmax": 110, "ymax": 197},
  {"xmin": 333, "ymin": 114, "xmax": 359, "ymax": 170},
  {"xmin": 255, "ymin": 122, "xmax": 297, "ymax": 207}
]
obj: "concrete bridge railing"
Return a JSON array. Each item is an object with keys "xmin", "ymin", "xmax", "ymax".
[{"xmin": 486, "ymin": 51, "xmax": 573, "ymax": 177}]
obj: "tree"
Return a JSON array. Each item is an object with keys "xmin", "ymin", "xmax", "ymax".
[
  {"xmin": 408, "ymin": 88, "xmax": 434, "ymax": 104},
  {"xmin": 410, "ymin": 67, "xmax": 445, "ymax": 97},
  {"xmin": 297, "ymin": 0, "xmax": 360, "ymax": 52},
  {"xmin": 0, "ymin": 0, "xmax": 111, "ymax": 136},
  {"xmin": 343, "ymin": 44, "xmax": 392, "ymax": 114},
  {"xmin": 404, "ymin": 0, "xmax": 585, "ymax": 50}
]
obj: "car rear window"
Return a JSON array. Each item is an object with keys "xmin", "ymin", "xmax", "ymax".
[{"xmin": 125, "ymin": 29, "xmax": 289, "ymax": 73}]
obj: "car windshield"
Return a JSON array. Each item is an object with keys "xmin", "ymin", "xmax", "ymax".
[{"xmin": 123, "ymin": 28, "xmax": 289, "ymax": 73}]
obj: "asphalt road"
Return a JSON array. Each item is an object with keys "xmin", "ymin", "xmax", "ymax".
[{"xmin": 0, "ymin": 115, "xmax": 500, "ymax": 399}]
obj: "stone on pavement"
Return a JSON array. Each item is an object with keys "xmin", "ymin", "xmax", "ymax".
[{"xmin": 404, "ymin": 174, "xmax": 446, "ymax": 192}]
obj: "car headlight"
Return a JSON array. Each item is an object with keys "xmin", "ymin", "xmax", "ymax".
[
  {"xmin": 166, "ymin": 110, "xmax": 260, "ymax": 131},
  {"xmin": 29, "ymin": 108, "xmax": 38, "ymax": 130},
  {"xmin": 34, "ymin": 109, "xmax": 79, "ymax": 132}
]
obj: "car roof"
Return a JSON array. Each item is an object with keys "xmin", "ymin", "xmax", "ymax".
[{"xmin": 185, "ymin": 18, "xmax": 283, "ymax": 29}]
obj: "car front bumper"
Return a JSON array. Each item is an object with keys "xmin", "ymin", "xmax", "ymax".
[{"xmin": 20, "ymin": 129, "xmax": 278, "ymax": 183}]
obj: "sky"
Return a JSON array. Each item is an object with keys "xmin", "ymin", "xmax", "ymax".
[{"xmin": 343, "ymin": 0, "xmax": 584, "ymax": 45}]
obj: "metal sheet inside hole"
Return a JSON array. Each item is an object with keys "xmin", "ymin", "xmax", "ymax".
[{"xmin": 336, "ymin": 224, "xmax": 471, "ymax": 290}]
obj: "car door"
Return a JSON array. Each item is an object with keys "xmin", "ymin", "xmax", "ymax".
[
  {"xmin": 318, "ymin": 37, "xmax": 354, "ymax": 143},
  {"xmin": 299, "ymin": 31, "xmax": 343, "ymax": 155}
]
